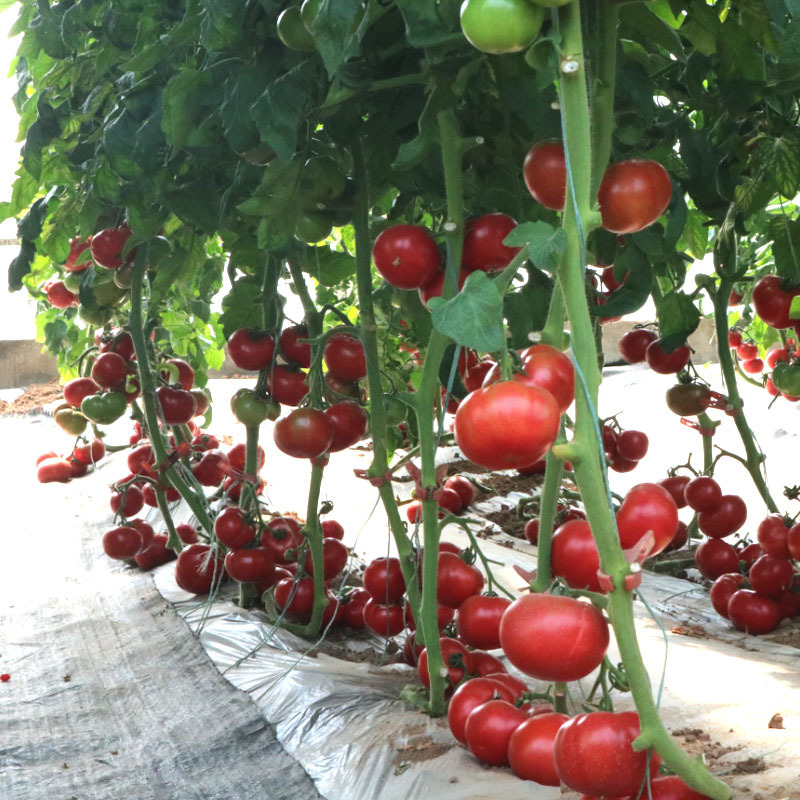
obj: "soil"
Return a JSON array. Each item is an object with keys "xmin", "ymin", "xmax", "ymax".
[
  {"xmin": 0, "ymin": 379, "xmax": 62, "ymax": 415},
  {"xmin": 483, "ymin": 507, "xmax": 528, "ymax": 539}
]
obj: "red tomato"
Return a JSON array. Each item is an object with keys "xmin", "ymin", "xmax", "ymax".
[
  {"xmin": 736, "ymin": 341, "xmax": 759, "ymax": 360},
  {"xmin": 618, "ymin": 328, "xmax": 658, "ymax": 364},
  {"xmin": 742, "ymin": 357, "xmax": 764, "ymax": 374},
  {"xmin": 192, "ymin": 449, "xmax": 230, "ymax": 487},
  {"xmin": 524, "ymin": 518, "xmax": 539, "ymax": 544},
  {"xmin": 710, "ymin": 573, "xmax": 747, "ymax": 619},
  {"xmin": 135, "ymin": 533, "xmax": 177, "ymax": 570},
  {"xmin": 262, "ymin": 517, "xmax": 303, "ymax": 565},
  {"xmin": 214, "ymin": 507, "xmax": 256, "ymax": 550},
  {"xmin": 435, "ymin": 486, "xmax": 463, "ymax": 515},
  {"xmin": 37, "ymin": 457, "xmax": 73, "ymax": 483},
  {"xmin": 418, "ymin": 266, "xmax": 469, "ymax": 308},
  {"xmin": 727, "ymin": 589, "xmax": 781, "ymax": 634},
  {"xmin": 444, "ymin": 475, "xmax": 474, "ymax": 508},
  {"xmin": 664, "ymin": 520, "xmax": 689, "ymax": 552},
  {"xmin": 63, "ymin": 376, "xmax": 101, "ymax": 408},
  {"xmin": 267, "ymin": 364, "xmax": 309, "ymax": 406},
  {"xmin": 110, "ymin": 485, "xmax": 144, "ymax": 518},
  {"xmin": 156, "ymin": 386, "xmax": 197, "ymax": 424},
  {"xmin": 278, "ymin": 324, "xmax": 311, "ymax": 367},
  {"xmin": 447, "ymin": 677, "xmax": 515, "ymax": 745},
  {"xmin": 273, "ymin": 408, "xmax": 334, "ymax": 459},
  {"xmin": 46, "ymin": 279, "xmax": 78, "ymax": 308},
  {"xmin": 73, "ymin": 438, "xmax": 106, "ymax": 465},
  {"xmin": 363, "ymin": 556, "xmax": 406, "ymax": 603},
  {"xmin": 554, "ymin": 711, "xmax": 661, "ymax": 796},
  {"xmin": 523, "ymin": 141, "xmax": 566, "ymax": 211},
  {"xmin": 469, "ymin": 650, "xmax": 506, "ymax": 676},
  {"xmin": 455, "ymin": 594, "xmax": 511, "ymax": 650},
  {"xmin": 372, "ymin": 224, "xmax": 441, "ymax": 290},
  {"xmin": 91, "ymin": 226, "xmax": 132, "ymax": 268},
  {"xmin": 224, "ymin": 547, "xmax": 276, "ymax": 584},
  {"xmin": 694, "ymin": 538, "xmax": 740, "ymax": 580},
  {"xmin": 453, "ymin": 382, "xmax": 560, "ymax": 471},
  {"xmin": 738, "ymin": 542, "xmax": 763, "ymax": 569},
  {"xmin": 464, "ymin": 700, "xmax": 527, "ymax": 767},
  {"xmin": 756, "ymin": 515, "xmax": 792, "ymax": 559},
  {"xmin": 304, "ymin": 537, "xmax": 348, "ymax": 580},
  {"xmin": 684, "ymin": 476, "xmax": 722, "ymax": 513},
  {"xmin": 363, "ymin": 598, "xmax": 406, "ymax": 637},
  {"xmin": 749, "ymin": 554, "xmax": 794, "ymax": 599},
  {"xmin": 727, "ymin": 329, "xmax": 743, "ymax": 348},
  {"xmin": 697, "ymin": 494, "xmax": 747, "ymax": 538},
  {"xmin": 615, "ymin": 429, "xmax": 648, "ymax": 461},
  {"xmin": 645, "ymin": 339, "xmax": 691, "ymax": 374},
  {"xmin": 462, "ymin": 358, "xmax": 496, "ymax": 393},
  {"xmin": 616, "ymin": 483, "xmax": 678, "ymax": 557},
  {"xmin": 484, "ymin": 671, "xmax": 529, "ymax": 700},
  {"xmin": 508, "ymin": 712, "xmax": 570, "ymax": 786},
  {"xmin": 437, "ymin": 552, "xmax": 484, "ymax": 608},
  {"xmin": 658, "ymin": 475, "xmax": 690, "ymax": 509},
  {"xmin": 640, "ymin": 775, "xmax": 716, "ymax": 799},
  {"xmin": 788, "ymin": 522, "xmax": 800, "ymax": 561},
  {"xmin": 320, "ymin": 519, "xmax": 344, "ymax": 540},
  {"xmin": 461, "ymin": 213, "xmax": 520, "ymax": 272},
  {"xmin": 227, "ymin": 442, "xmax": 266, "ymax": 473},
  {"xmin": 324, "ymin": 400, "xmax": 368, "ymax": 452},
  {"xmin": 752, "ymin": 275, "xmax": 800, "ymax": 329},
  {"xmin": 160, "ymin": 357, "xmax": 195, "ymax": 390},
  {"xmin": 509, "ymin": 343, "xmax": 575, "ymax": 413},
  {"xmin": 499, "ymin": 594, "xmax": 609, "ymax": 682},
  {"xmin": 551, "ymin": 519, "xmax": 603, "ymax": 593},
  {"xmin": 227, "ymin": 329, "xmax": 276, "ymax": 371},
  {"xmin": 597, "ymin": 159, "xmax": 672, "ymax": 234},
  {"xmin": 323, "ymin": 331, "xmax": 366, "ymax": 382},
  {"xmin": 176, "ymin": 523, "xmax": 199, "ymax": 544},
  {"xmin": 341, "ymin": 587, "xmax": 370, "ymax": 629},
  {"xmin": 274, "ymin": 576, "xmax": 315, "ymax": 621},
  {"xmin": 102, "ymin": 525, "xmax": 143, "ymax": 560},
  {"xmin": 175, "ymin": 544, "xmax": 224, "ymax": 594},
  {"xmin": 418, "ymin": 636, "xmax": 472, "ymax": 688}
]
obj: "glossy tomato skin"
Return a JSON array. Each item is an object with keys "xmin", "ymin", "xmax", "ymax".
[
  {"xmin": 459, "ymin": 0, "xmax": 544, "ymax": 55},
  {"xmin": 645, "ymin": 339, "xmax": 691, "ymax": 374},
  {"xmin": 372, "ymin": 224, "xmax": 441, "ymax": 290},
  {"xmin": 694, "ymin": 538, "xmax": 740, "ymax": 580},
  {"xmin": 749, "ymin": 554, "xmax": 794, "ymax": 599},
  {"xmin": 279, "ymin": 324, "xmax": 311, "ymax": 367},
  {"xmin": 37, "ymin": 457, "xmax": 73, "ymax": 483},
  {"xmin": 304, "ymin": 537, "xmax": 348, "ymax": 580},
  {"xmin": 418, "ymin": 636, "xmax": 472, "ymax": 688},
  {"xmin": 363, "ymin": 556, "xmax": 406, "ymax": 603},
  {"xmin": 73, "ymin": 438, "xmax": 106, "ymax": 465},
  {"xmin": 455, "ymin": 594, "xmax": 511, "ymax": 650},
  {"xmin": 454, "ymin": 382, "xmax": 560, "ymax": 471},
  {"xmin": 551, "ymin": 519, "xmax": 603, "ymax": 593},
  {"xmin": 363, "ymin": 599, "xmax": 406, "ymax": 637},
  {"xmin": 684, "ymin": 476, "xmax": 722, "ymax": 513},
  {"xmin": 464, "ymin": 699, "xmax": 527, "ymax": 766},
  {"xmin": 554, "ymin": 711, "xmax": 661, "ymax": 797},
  {"xmin": 658, "ymin": 475, "xmax": 690, "ymax": 509},
  {"xmin": 90, "ymin": 351, "xmax": 130, "ymax": 389},
  {"xmin": 618, "ymin": 328, "xmax": 658, "ymax": 364},
  {"xmin": 102, "ymin": 525, "xmax": 143, "ymax": 560},
  {"xmin": 756, "ymin": 515, "xmax": 792, "ymax": 559},
  {"xmin": 444, "ymin": 475, "xmax": 474, "ymax": 508},
  {"xmin": 437, "ymin": 552, "xmax": 484, "ymax": 608},
  {"xmin": 273, "ymin": 408, "xmax": 334, "ymax": 459},
  {"xmin": 615, "ymin": 429, "xmax": 648, "ymax": 461},
  {"xmin": 461, "ymin": 213, "xmax": 520, "ymax": 272},
  {"xmin": 192, "ymin": 449, "xmax": 230, "ymax": 487},
  {"xmin": 341, "ymin": 587, "xmax": 370, "ymax": 629},
  {"xmin": 752, "ymin": 275, "xmax": 800, "ymax": 329},
  {"xmin": 697, "ymin": 494, "xmax": 747, "ymax": 538},
  {"xmin": 727, "ymin": 589, "xmax": 781, "ymax": 634},
  {"xmin": 324, "ymin": 331, "xmax": 367, "ymax": 383},
  {"xmin": 597, "ymin": 159, "xmax": 672, "ymax": 234},
  {"xmin": 227, "ymin": 329, "xmax": 275, "ymax": 371},
  {"xmin": 135, "ymin": 533, "xmax": 177, "ymax": 570},
  {"xmin": 320, "ymin": 519, "xmax": 344, "ymax": 540},
  {"xmin": 616, "ymin": 483, "xmax": 679, "ymax": 557},
  {"xmin": 262, "ymin": 517, "xmax": 303, "ymax": 565},
  {"xmin": 324, "ymin": 400, "xmax": 368, "ymax": 452},
  {"xmin": 523, "ymin": 141, "xmax": 566, "ymax": 210},
  {"xmin": 175, "ymin": 544, "xmax": 224, "ymax": 595},
  {"xmin": 639, "ymin": 774, "xmax": 716, "ymax": 799},
  {"xmin": 274, "ymin": 576, "xmax": 315, "ymax": 621},
  {"xmin": 156, "ymin": 386, "xmax": 197, "ymax": 424},
  {"xmin": 517, "ymin": 344, "xmax": 575, "ymax": 412},
  {"xmin": 46, "ymin": 280, "xmax": 78, "ymax": 308},
  {"xmin": 224, "ymin": 547, "xmax": 276, "ymax": 584},
  {"xmin": 91, "ymin": 226, "xmax": 132, "ymax": 268},
  {"xmin": 447, "ymin": 677, "xmax": 515, "ymax": 745},
  {"xmin": 710, "ymin": 573, "xmax": 747, "ymax": 618},
  {"xmin": 64, "ymin": 376, "xmax": 101, "ymax": 408},
  {"xmin": 499, "ymin": 594, "xmax": 609, "ymax": 682},
  {"xmin": 267, "ymin": 364, "xmax": 309, "ymax": 406},
  {"xmin": 214, "ymin": 507, "xmax": 256, "ymax": 550},
  {"xmin": 508, "ymin": 712, "xmax": 570, "ymax": 786}
]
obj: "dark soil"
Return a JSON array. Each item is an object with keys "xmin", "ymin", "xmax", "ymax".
[{"xmin": 483, "ymin": 507, "xmax": 528, "ymax": 540}]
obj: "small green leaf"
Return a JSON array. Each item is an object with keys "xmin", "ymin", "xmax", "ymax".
[
  {"xmin": 758, "ymin": 133, "xmax": 800, "ymax": 199},
  {"xmin": 503, "ymin": 221, "xmax": 566, "ymax": 271},
  {"xmin": 161, "ymin": 68, "xmax": 214, "ymax": 149},
  {"xmin": 431, "ymin": 271, "xmax": 505, "ymax": 352},
  {"xmin": 393, "ymin": 0, "xmax": 462, "ymax": 48},
  {"xmin": 592, "ymin": 244, "xmax": 652, "ymax": 319},
  {"xmin": 790, "ymin": 295, "xmax": 800, "ymax": 321},
  {"xmin": 656, "ymin": 291, "xmax": 701, "ymax": 352}
]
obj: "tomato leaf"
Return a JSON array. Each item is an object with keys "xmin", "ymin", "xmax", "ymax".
[
  {"xmin": 757, "ymin": 133, "xmax": 800, "ymax": 199},
  {"xmin": 503, "ymin": 221, "xmax": 566, "ymax": 271},
  {"xmin": 306, "ymin": 247, "xmax": 357, "ymax": 287},
  {"xmin": 394, "ymin": 0, "xmax": 461, "ymax": 48},
  {"xmin": 592, "ymin": 243, "xmax": 652, "ymax": 319},
  {"xmin": 430, "ymin": 270, "xmax": 505, "ymax": 352},
  {"xmin": 655, "ymin": 291, "xmax": 700, "ymax": 352},
  {"xmin": 769, "ymin": 215, "xmax": 800, "ymax": 284},
  {"xmin": 304, "ymin": 0, "xmax": 367, "ymax": 78},
  {"xmin": 504, "ymin": 267, "xmax": 553, "ymax": 349}
]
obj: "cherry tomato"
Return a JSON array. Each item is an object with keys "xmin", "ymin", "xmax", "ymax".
[
  {"xmin": 461, "ymin": 213, "xmax": 520, "ymax": 272},
  {"xmin": 225, "ymin": 547, "xmax": 276, "ymax": 584},
  {"xmin": 453, "ymin": 382, "xmax": 560, "ymax": 471},
  {"xmin": 684, "ymin": 476, "xmax": 722, "ymax": 513},
  {"xmin": 499, "ymin": 594, "xmax": 609, "ymax": 682},
  {"xmin": 341, "ymin": 587, "xmax": 370, "ymax": 629},
  {"xmin": 46, "ymin": 279, "xmax": 78, "ymax": 308},
  {"xmin": 135, "ymin": 533, "xmax": 177, "ymax": 570},
  {"xmin": 267, "ymin": 364, "xmax": 309, "ymax": 406},
  {"xmin": 756, "ymin": 514, "xmax": 792, "ymax": 559},
  {"xmin": 63, "ymin": 376, "xmax": 101, "ymax": 408},
  {"xmin": 447, "ymin": 677, "xmax": 515, "ymax": 745},
  {"xmin": 508, "ymin": 712, "xmax": 570, "ymax": 786},
  {"xmin": 73, "ymin": 438, "xmax": 106, "ymax": 465},
  {"xmin": 455, "ymin": 594, "xmax": 511, "ymax": 650},
  {"xmin": 214, "ymin": 507, "xmax": 256, "ymax": 550},
  {"xmin": 37, "ymin": 456, "xmax": 73, "ymax": 483},
  {"xmin": 91, "ymin": 226, "xmax": 132, "ymax": 269},
  {"xmin": 262, "ymin": 517, "xmax": 303, "ymax": 565},
  {"xmin": 192, "ymin": 449, "xmax": 230, "ymax": 487},
  {"xmin": 694, "ymin": 538, "xmax": 740, "ymax": 580},
  {"xmin": 727, "ymin": 589, "xmax": 781, "ymax": 635},
  {"xmin": 363, "ymin": 557, "xmax": 406, "ymax": 604},
  {"xmin": 551, "ymin": 519, "xmax": 603, "ymax": 593},
  {"xmin": 110, "ymin": 485, "xmax": 144, "ymax": 518},
  {"xmin": 320, "ymin": 519, "xmax": 344, "ymax": 540},
  {"xmin": 464, "ymin": 699, "xmax": 527, "ymax": 766},
  {"xmin": 372, "ymin": 224, "xmax": 441, "ymax": 290},
  {"xmin": 304, "ymin": 537, "xmax": 348, "ymax": 580},
  {"xmin": 615, "ymin": 429, "xmax": 648, "ymax": 461},
  {"xmin": 437, "ymin": 552, "xmax": 484, "ymax": 608},
  {"xmin": 324, "ymin": 400, "xmax": 368, "ymax": 452},
  {"xmin": 444, "ymin": 475, "xmax": 474, "ymax": 508},
  {"xmin": 524, "ymin": 518, "xmax": 539, "ymax": 544},
  {"xmin": 102, "ymin": 525, "xmax": 143, "ymax": 560},
  {"xmin": 156, "ymin": 386, "xmax": 197, "ymax": 424},
  {"xmin": 274, "ymin": 576, "xmax": 315, "ymax": 621},
  {"xmin": 324, "ymin": 332, "xmax": 366, "ymax": 383},
  {"xmin": 618, "ymin": 328, "xmax": 658, "ymax": 364},
  {"xmin": 658, "ymin": 475, "xmax": 690, "ymax": 509},
  {"xmin": 175, "ymin": 544, "xmax": 224, "ymax": 594},
  {"xmin": 752, "ymin": 275, "xmax": 800, "ymax": 329},
  {"xmin": 273, "ymin": 408, "xmax": 334, "ymax": 459},
  {"xmin": 363, "ymin": 598, "xmax": 406, "ymax": 637},
  {"xmin": 523, "ymin": 141, "xmax": 566, "ymax": 211},
  {"xmin": 459, "ymin": 0, "xmax": 544, "ymax": 55},
  {"xmin": 697, "ymin": 494, "xmax": 747, "ymax": 538},
  {"xmin": 597, "ymin": 160, "xmax": 672, "ymax": 234},
  {"xmin": 645, "ymin": 339, "xmax": 691, "ymax": 374},
  {"xmin": 227, "ymin": 329, "xmax": 275, "ymax": 371},
  {"xmin": 616, "ymin": 483, "xmax": 678, "ymax": 557},
  {"xmin": 749, "ymin": 554, "xmax": 794, "ymax": 599},
  {"xmin": 710, "ymin": 573, "xmax": 747, "ymax": 618},
  {"xmin": 279, "ymin": 324, "xmax": 311, "ymax": 367}
]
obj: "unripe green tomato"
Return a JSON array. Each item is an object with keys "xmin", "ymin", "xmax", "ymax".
[
  {"xmin": 54, "ymin": 406, "xmax": 88, "ymax": 435},
  {"xmin": 63, "ymin": 270, "xmax": 85, "ymax": 293},
  {"xmin": 300, "ymin": 156, "xmax": 347, "ymax": 205},
  {"xmin": 231, "ymin": 388, "xmax": 280, "ymax": 426},
  {"xmin": 113, "ymin": 264, "xmax": 134, "ymax": 289},
  {"xmin": 78, "ymin": 305, "xmax": 114, "ymax": 326},
  {"xmin": 772, "ymin": 362, "xmax": 800, "ymax": 396},
  {"xmin": 277, "ymin": 6, "xmax": 316, "ymax": 51},
  {"xmin": 91, "ymin": 271, "xmax": 128, "ymax": 306},
  {"xmin": 294, "ymin": 211, "xmax": 334, "ymax": 244},
  {"xmin": 459, "ymin": 0, "xmax": 544, "ymax": 54},
  {"xmin": 81, "ymin": 391, "xmax": 128, "ymax": 425}
]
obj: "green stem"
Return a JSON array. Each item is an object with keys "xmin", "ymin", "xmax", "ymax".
[
  {"xmin": 556, "ymin": 3, "xmax": 729, "ymax": 798},
  {"xmin": 710, "ymin": 281, "xmax": 779, "ymax": 513},
  {"xmin": 128, "ymin": 243, "xmax": 214, "ymax": 535},
  {"xmin": 697, "ymin": 411, "xmax": 716, "ymax": 474},
  {"xmin": 531, "ymin": 451, "xmax": 565, "ymax": 593},
  {"xmin": 589, "ymin": 0, "xmax": 619, "ymax": 196},
  {"xmin": 156, "ymin": 486, "xmax": 183, "ymax": 553},
  {"xmin": 349, "ymin": 134, "xmax": 424, "ymax": 621}
]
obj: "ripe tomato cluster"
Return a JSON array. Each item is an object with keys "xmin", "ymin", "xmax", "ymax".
[
  {"xmin": 601, "ymin": 420, "xmax": 649, "ymax": 473},
  {"xmin": 728, "ymin": 329, "xmax": 800, "ymax": 403}
]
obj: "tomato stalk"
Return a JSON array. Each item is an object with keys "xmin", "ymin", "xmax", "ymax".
[
  {"xmin": 530, "ymin": 451, "xmax": 565, "ymax": 593},
  {"xmin": 128, "ymin": 242, "xmax": 215, "ymax": 537},
  {"xmin": 708, "ymin": 278, "xmax": 778, "ymax": 513},
  {"xmin": 554, "ymin": 2, "xmax": 730, "ymax": 797},
  {"xmin": 347, "ymin": 135, "xmax": 426, "ymax": 628},
  {"xmin": 155, "ymin": 486, "xmax": 183, "ymax": 553}
]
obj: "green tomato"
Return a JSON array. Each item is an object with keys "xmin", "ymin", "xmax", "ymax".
[
  {"xmin": 113, "ymin": 264, "xmax": 134, "ymax": 289},
  {"xmin": 63, "ymin": 270, "xmax": 86, "ymax": 293},
  {"xmin": 277, "ymin": 7, "xmax": 316, "ymax": 51},
  {"xmin": 54, "ymin": 406, "xmax": 88, "ymax": 435},
  {"xmin": 78, "ymin": 305, "xmax": 114, "ymax": 326},
  {"xmin": 230, "ymin": 388, "xmax": 280, "ymax": 426},
  {"xmin": 294, "ymin": 211, "xmax": 334, "ymax": 244},
  {"xmin": 772, "ymin": 362, "xmax": 800, "ymax": 396},
  {"xmin": 459, "ymin": 0, "xmax": 544, "ymax": 54},
  {"xmin": 300, "ymin": 156, "xmax": 347, "ymax": 206},
  {"xmin": 90, "ymin": 271, "xmax": 128, "ymax": 306},
  {"xmin": 81, "ymin": 391, "xmax": 128, "ymax": 425}
]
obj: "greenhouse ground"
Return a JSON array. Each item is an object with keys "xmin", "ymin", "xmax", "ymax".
[{"xmin": 1, "ymin": 366, "xmax": 798, "ymax": 800}]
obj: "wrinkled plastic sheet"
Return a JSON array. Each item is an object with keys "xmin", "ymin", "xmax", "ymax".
[{"xmin": 152, "ymin": 566, "xmax": 560, "ymax": 800}]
